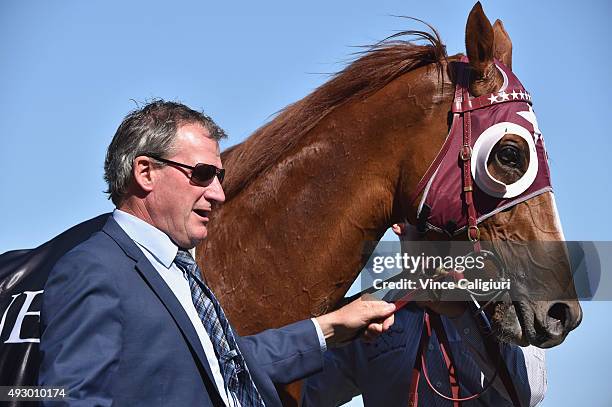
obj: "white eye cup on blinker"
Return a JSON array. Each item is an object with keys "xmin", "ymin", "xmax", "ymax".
[{"xmin": 471, "ymin": 122, "xmax": 538, "ymax": 198}]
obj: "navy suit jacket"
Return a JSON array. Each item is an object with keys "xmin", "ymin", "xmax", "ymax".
[{"xmin": 38, "ymin": 215, "xmax": 323, "ymax": 406}]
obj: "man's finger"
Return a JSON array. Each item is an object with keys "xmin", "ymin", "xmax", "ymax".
[
  {"xmin": 361, "ymin": 300, "xmax": 396, "ymax": 321},
  {"xmin": 366, "ymin": 322, "xmax": 383, "ymax": 336},
  {"xmin": 382, "ymin": 314, "xmax": 395, "ymax": 331}
]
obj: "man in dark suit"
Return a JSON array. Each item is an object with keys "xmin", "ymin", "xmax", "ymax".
[{"xmin": 38, "ymin": 100, "xmax": 395, "ymax": 406}]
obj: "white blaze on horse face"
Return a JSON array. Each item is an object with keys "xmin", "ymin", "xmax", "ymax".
[{"xmin": 550, "ymin": 193, "xmax": 566, "ymax": 241}]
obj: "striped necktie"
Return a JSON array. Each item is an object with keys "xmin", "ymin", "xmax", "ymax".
[{"xmin": 174, "ymin": 249, "xmax": 265, "ymax": 407}]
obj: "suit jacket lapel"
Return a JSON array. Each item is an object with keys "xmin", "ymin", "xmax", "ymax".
[{"xmin": 101, "ymin": 216, "xmax": 222, "ymax": 401}]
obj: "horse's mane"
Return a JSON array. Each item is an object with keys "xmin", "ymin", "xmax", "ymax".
[{"xmin": 222, "ymin": 28, "xmax": 447, "ymax": 199}]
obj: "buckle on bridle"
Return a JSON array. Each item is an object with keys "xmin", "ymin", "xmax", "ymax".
[
  {"xmin": 459, "ymin": 145, "xmax": 472, "ymax": 161},
  {"xmin": 468, "ymin": 225, "xmax": 480, "ymax": 242}
]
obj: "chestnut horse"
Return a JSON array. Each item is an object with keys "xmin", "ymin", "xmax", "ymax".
[{"xmin": 198, "ymin": 2, "xmax": 581, "ymax": 391}]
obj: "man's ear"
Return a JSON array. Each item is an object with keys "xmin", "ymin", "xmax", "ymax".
[{"xmin": 132, "ymin": 156, "xmax": 156, "ymax": 193}]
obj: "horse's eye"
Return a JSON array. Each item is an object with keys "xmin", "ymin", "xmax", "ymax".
[{"xmin": 496, "ymin": 145, "xmax": 521, "ymax": 167}]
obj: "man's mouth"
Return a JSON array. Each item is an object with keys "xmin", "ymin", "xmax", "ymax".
[{"xmin": 193, "ymin": 209, "xmax": 210, "ymax": 221}]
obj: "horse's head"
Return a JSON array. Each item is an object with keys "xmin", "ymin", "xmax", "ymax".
[
  {"xmin": 204, "ymin": 2, "xmax": 581, "ymax": 347},
  {"xmin": 402, "ymin": 3, "xmax": 581, "ymax": 348}
]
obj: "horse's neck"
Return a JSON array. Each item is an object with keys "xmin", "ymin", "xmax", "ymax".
[
  {"xmin": 203, "ymin": 134, "xmax": 399, "ymax": 333},
  {"xmin": 202, "ymin": 65, "xmax": 452, "ymax": 334}
]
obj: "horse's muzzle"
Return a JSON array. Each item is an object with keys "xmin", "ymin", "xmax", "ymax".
[{"xmin": 517, "ymin": 299, "xmax": 582, "ymax": 348}]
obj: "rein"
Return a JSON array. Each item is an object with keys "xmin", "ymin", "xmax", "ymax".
[{"xmin": 400, "ymin": 59, "xmax": 525, "ymax": 406}]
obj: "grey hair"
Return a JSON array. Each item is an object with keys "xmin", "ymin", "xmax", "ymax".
[{"xmin": 104, "ymin": 99, "xmax": 227, "ymax": 206}]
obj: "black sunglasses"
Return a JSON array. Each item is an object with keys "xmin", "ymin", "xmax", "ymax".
[{"xmin": 148, "ymin": 156, "xmax": 225, "ymax": 185}]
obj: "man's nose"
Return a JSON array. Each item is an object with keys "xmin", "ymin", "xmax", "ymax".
[{"xmin": 206, "ymin": 176, "xmax": 226, "ymax": 204}]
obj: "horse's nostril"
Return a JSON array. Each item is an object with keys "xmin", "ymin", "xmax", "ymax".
[
  {"xmin": 536, "ymin": 301, "xmax": 582, "ymax": 347},
  {"xmin": 547, "ymin": 302, "xmax": 569, "ymax": 327}
]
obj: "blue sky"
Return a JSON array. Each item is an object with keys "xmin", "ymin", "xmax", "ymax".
[{"xmin": 1, "ymin": 1, "xmax": 610, "ymax": 405}]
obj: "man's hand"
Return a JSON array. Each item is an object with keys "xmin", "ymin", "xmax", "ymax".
[{"xmin": 315, "ymin": 296, "xmax": 396, "ymax": 347}]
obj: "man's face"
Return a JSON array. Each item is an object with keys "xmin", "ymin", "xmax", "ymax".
[{"xmin": 147, "ymin": 123, "xmax": 225, "ymax": 248}]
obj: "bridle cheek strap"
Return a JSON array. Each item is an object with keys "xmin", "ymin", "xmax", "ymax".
[{"xmin": 459, "ymin": 93, "xmax": 482, "ymax": 251}]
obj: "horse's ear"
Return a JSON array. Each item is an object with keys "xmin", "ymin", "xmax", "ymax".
[
  {"xmin": 465, "ymin": 2, "xmax": 502, "ymax": 95},
  {"xmin": 493, "ymin": 19, "xmax": 512, "ymax": 70},
  {"xmin": 465, "ymin": 2, "xmax": 494, "ymax": 75}
]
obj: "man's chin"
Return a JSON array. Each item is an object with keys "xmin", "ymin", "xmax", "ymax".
[
  {"xmin": 187, "ymin": 228, "xmax": 208, "ymax": 248},
  {"xmin": 172, "ymin": 232, "xmax": 206, "ymax": 250}
]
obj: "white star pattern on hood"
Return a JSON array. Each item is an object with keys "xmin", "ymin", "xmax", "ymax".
[{"xmin": 517, "ymin": 105, "xmax": 542, "ymax": 144}]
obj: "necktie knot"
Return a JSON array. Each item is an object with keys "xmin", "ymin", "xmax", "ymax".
[{"xmin": 174, "ymin": 249, "xmax": 197, "ymax": 274}]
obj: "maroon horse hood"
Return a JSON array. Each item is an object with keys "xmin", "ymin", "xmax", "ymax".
[{"xmin": 416, "ymin": 58, "xmax": 553, "ymax": 236}]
